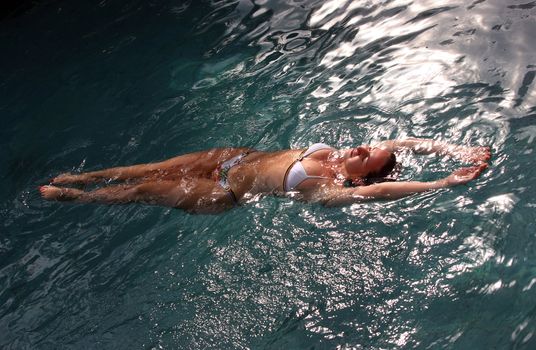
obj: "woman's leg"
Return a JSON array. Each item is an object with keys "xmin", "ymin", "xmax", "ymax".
[
  {"xmin": 51, "ymin": 148, "xmax": 251, "ymax": 185},
  {"xmin": 40, "ymin": 178, "xmax": 234, "ymax": 213}
]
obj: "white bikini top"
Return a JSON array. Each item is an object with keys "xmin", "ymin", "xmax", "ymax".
[{"xmin": 283, "ymin": 143, "xmax": 335, "ymax": 191}]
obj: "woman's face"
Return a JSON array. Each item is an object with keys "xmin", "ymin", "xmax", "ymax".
[{"xmin": 343, "ymin": 146, "xmax": 392, "ymax": 177}]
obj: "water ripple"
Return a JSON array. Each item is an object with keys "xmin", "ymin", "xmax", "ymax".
[{"xmin": 1, "ymin": 0, "xmax": 536, "ymax": 348}]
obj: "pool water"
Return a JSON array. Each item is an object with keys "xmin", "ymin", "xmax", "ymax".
[{"xmin": 1, "ymin": 0, "xmax": 536, "ymax": 348}]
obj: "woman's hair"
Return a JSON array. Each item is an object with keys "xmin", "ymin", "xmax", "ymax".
[
  {"xmin": 344, "ymin": 152, "xmax": 398, "ymax": 187},
  {"xmin": 367, "ymin": 152, "xmax": 397, "ymax": 179}
]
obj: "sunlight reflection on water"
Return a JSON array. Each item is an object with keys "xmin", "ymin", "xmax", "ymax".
[{"xmin": 2, "ymin": 0, "xmax": 536, "ymax": 348}]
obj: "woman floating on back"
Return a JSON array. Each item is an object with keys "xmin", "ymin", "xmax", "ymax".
[{"xmin": 40, "ymin": 138, "xmax": 490, "ymax": 213}]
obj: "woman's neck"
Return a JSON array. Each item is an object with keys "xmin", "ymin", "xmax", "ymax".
[{"xmin": 322, "ymin": 161, "xmax": 351, "ymax": 183}]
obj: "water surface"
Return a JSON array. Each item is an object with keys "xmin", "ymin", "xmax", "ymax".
[{"xmin": 1, "ymin": 0, "xmax": 536, "ymax": 348}]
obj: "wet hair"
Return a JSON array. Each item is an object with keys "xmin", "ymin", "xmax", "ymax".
[
  {"xmin": 367, "ymin": 152, "xmax": 397, "ymax": 179},
  {"xmin": 344, "ymin": 152, "xmax": 398, "ymax": 187}
]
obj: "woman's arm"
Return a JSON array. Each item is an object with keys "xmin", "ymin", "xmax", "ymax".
[
  {"xmin": 376, "ymin": 138, "xmax": 490, "ymax": 164},
  {"xmin": 308, "ymin": 164, "xmax": 487, "ymax": 206}
]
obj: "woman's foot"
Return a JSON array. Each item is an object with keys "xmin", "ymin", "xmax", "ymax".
[{"xmin": 39, "ymin": 185, "xmax": 84, "ymax": 201}]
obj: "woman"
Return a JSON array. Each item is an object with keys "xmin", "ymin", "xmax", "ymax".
[{"xmin": 40, "ymin": 138, "xmax": 490, "ymax": 213}]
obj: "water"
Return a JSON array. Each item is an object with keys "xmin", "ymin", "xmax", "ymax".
[{"xmin": 1, "ymin": 0, "xmax": 536, "ymax": 348}]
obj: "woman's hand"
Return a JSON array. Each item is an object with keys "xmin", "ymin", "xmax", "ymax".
[
  {"xmin": 376, "ymin": 139, "xmax": 491, "ymax": 164},
  {"xmin": 455, "ymin": 146, "xmax": 491, "ymax": 164},
  {"xmin": 445, "ymin": 163, "xmax": 488, "ymax": 186}
]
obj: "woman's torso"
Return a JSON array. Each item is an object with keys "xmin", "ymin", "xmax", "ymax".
[{"xmin": 226, "ymin": 147, "xmax": 337, "ymax": 199}]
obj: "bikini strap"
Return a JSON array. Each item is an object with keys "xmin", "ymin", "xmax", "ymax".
[
  {"xmin": 296, "ymin": 148, "xmax": 308, "ymax": 161},
  {"xmin": 226, "ymin": 188, "xmax": 238, "ymax": 204}
]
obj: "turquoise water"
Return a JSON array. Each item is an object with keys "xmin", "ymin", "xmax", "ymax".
[{"xmin": 1, "ymin": 0, "xmax": 536, "ymax": 348}]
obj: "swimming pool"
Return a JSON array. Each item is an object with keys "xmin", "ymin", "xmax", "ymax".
[{"xmin": 1, "ymin": 0, "xmax": 536, "ymax": 348}]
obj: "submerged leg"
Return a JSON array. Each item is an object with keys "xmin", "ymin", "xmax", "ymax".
[
  {"xmin": 51, "ymin": 148, "xmax": 251, "ymax": 185},
  {"xmin": 40, "ymin": 184, "xmax": 154, "ymax": 204},
  {"xmin": 40, "ymin": 178, "xmax": 234, "ymax": 213},
  {"xmin": 51, "ymin": 164, "xmax": 166, "ymax": 185}
]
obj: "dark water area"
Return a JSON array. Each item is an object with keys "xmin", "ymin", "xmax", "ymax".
[{"xmin": 1, "ymin": 0, "xmax": 536, "ymax": 348}]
